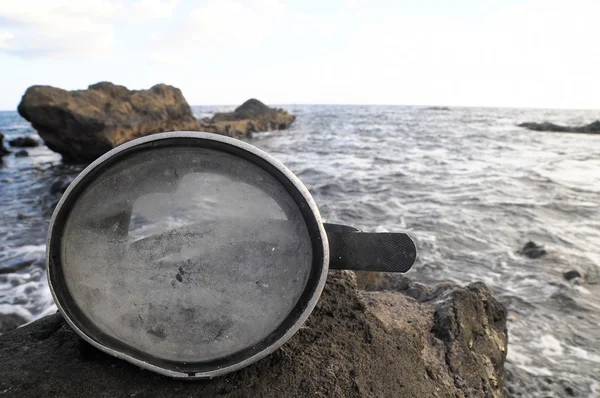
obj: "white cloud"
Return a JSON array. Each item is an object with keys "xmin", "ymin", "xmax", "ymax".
[
  {"xmin": 296, "ymin": 0, "xmax": 600, "ymax": 108},
  {"xmin": 149, "ymin": 0, "xmax": 284, "ymax": 60},
  {"xmin": 0, "ymin": 0, "xmax": 179, "ymax": 59},
  {"xmin": 131, "ymin": 0, "xmax": 179, "ymax": 21}
]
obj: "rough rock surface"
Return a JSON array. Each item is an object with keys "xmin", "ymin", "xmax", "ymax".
[
  {"xmin": 518, "ymin": 121, "xmax": 600, "ymax": 134},
  {"xmin": 8, "ymin": 136, "xmax": 39, "ymax": 148},
  {"xmin": 0, "ymin": 271, "xmax": 507, "ymax": 398},
  {"xmin": 17, "ymin": 82, "xmax": 203, "ymax": 162},
  {"xmin": 199, "ymin": 98, "xmax": 295, "ymax": 139},
  {"xmin": 18, "ymin": 83, "xmax": 296, "ymax": 162}
]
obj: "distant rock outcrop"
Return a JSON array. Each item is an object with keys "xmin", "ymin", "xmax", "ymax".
[
  {"xmin": 518, "ymin": 121, "xmax": 600, "ymax": 134},
  {"xmin": 425, "ymin": 106, "xmax": 451, "ymax": 111},
  {"xmin": 17, "ymin": 83, "xmax": 296, "ymax": 163},
  {"xmin": 0, "ymin": 271, "xmax": 507, "ymax": 397},
  {"xmin": 8, "ymin": 136, "xmax": 40, "ymax": 148},
  {"xmin": 17, "ymin": 82, "xmax": 203, "ymax": 162},
  {"xmin": 199, "ymin": 98, "xmax": 295, "ymax": 139}
]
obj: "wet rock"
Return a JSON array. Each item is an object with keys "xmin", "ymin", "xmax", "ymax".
[
  {"xmin": 0, "ymin": 271, "xmax": 507, "ymax": 397},
  {"xmin": 14, "ymin": 150, "xmax": 29, "ymax": 157},
  {"xmin": 50, "ymin": 177, "xmax": 74, "ymax": 195},
  {"xmin": 0, "ymin": 307, "xmax": 31, "ymax": 333},
  {"xmin": 518, "ymin": 121, "xmax": 600, "ymax": 134},
  {"xmin": 519, "ymin": 241, "xmax": 547, "ymax": 259},
  {"xmin": 0, "ymin": 258, "xmax": 36, "ymax": 274},
  {"xmin": 8, "ymin": 136, "xmax": 40, "ymax": 148},
  {"xmin": 0, "ymin": 133, "xmax": 10, "ymax": 157},
  {"xmin": 198, "ymin": 98, "xmax": 295, "ymax": 139},
  {"xmin": 17, "ymin": 82, "xmax": 203, "ymax": 162},
  {"xmin": 563, "ymin": 270, "xmax": 582, "ymax": 281}
]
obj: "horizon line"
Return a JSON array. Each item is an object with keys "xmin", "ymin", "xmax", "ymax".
[{"xmin": 1, "ymin": 103, "xmax": 599, "ymax": 113}]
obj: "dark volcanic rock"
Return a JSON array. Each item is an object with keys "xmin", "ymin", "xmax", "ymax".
[
  {"xmin": 519, "ymin": 241, "xmax": 547, "ymax": 259},
  {"xmin": 0, "ymin": 133, "xmax": 10, "ymax": 157},
  {"xmin": 199, "ymin": 98, "xmax": 296, "ymax": 139},
  {"xmin": 0, "ymin": 271, "xmax": 507, "ymax": 398},
  {"xmin": 8, "ymin": 136, "xmax": 39, "ymax": 148},
  {"xmin": 518, "ymin": 121, "xmax": 600, "ymax": 134},
  {"xmin": 17, "ymin": 82, "xmax": 203, "ymax": 162},
  {"xmin": 563, "ymin": 270, "xmax": 582, "ymax": 281},
  {"xmin": 0, "ymin": 311, "xmax": 30, "ymax": 334},
  {"xmin": 14, "ymin": 150, "xmax": 28, "ymax": 157}
]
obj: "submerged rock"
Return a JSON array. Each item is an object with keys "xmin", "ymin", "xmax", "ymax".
[
  {"xmin": 17, "ymin": 82, "xmax": 203, "ymax": 162},
  {"xmin": 519, "ymin": 241, "xmax": 547, "ymax": 259},
  {"xmin": 0, "ymin": 271, "xmax": 507, "ymax": 397},
  {"xmin": 14, "ymin": 150, "xmax": 29, "ymax": 157},
  {"xmin": 563, "ymin": 270, "xmax": 582, "ymax": 281},
  {"xmin": 199, "ymin": 98, "xmax": 295, "ymax": 139},
  {"xmin": 518, "ymin": 121, "xmax": 600, "ymax": 134},
  {"xmin": 8, "ymin": 136, "xmax": 39, "ymax": 148}
]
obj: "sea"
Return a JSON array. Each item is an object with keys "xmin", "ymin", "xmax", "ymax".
[{"xmin": 1, "ymin": 105, "xmax": 599, "ymax": 397}]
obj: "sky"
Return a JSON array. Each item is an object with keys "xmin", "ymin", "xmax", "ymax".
[{"xmin": 0, "ymin": 0, "xmax": 599, "ymax": 110}]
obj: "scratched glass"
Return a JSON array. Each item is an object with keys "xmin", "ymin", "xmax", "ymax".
[{"xmin": 61, "ymin": 146, "xmax": 312, "ymax": 362}]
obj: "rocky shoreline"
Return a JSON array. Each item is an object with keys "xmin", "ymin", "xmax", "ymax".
[
  {"xmin": 17, "ymin": 82, "xmax": 295, "ymax": 162},
  {"xmin": 1, "ymin": 88, "xmax": 511, "ymax": 396},
  {"xmin": 0, "ymin": 271, "xmax": 507, "ymax": 398},
  {"xmin": 518, "ymin": 120, "xmax": 600, "ymax": 134}
]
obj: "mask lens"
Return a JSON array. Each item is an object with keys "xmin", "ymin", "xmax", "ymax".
[{"xmin": 60, "ymin": 144, "xmax": 313, "ymax": 363}]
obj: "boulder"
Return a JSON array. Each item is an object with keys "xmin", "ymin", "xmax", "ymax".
[
  {"xmin": 519, "ymin": 241, "xmax": 547, "ymax": 259},
  {"xmin": 199, "ymin": 98, "xmax": 296, "ymax": 139},
  {"xmin": 17, "ymin": 82, "xmax": 203, "ymax": 162},
  {"xmin": 8, "ymin": 136, "xmax": 39, "ymax": 148},
  {"xmin": 0, "ymin": 271, "xmax": 507, "ymax": 397},
  {"xmin": 14, "ymin": 150, "xmax": 28, "ymax": 158},
  {"xmin": 518, "ymin": 121, "xmax": 600, "ymax": 134}
]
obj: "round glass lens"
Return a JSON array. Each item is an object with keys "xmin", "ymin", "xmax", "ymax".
[{"xmin": 59, "ymin": 145, "xmax": 313, "ymax": 363}]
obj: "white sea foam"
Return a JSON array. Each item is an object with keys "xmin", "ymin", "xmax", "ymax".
[{"xmin": 538, "ymin": 334, "xmax": 565, "ymax": 357}]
